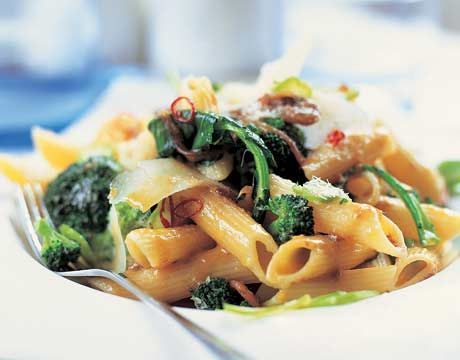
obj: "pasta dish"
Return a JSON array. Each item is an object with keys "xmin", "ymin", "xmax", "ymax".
[{"xmin": 1, "ymin": 57, "xmax": 460, "ymax": 315}]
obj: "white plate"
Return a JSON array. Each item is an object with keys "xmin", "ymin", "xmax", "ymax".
[{"xmin": 1, "ymin": 77, "xmax": 459, "ymax": 360}]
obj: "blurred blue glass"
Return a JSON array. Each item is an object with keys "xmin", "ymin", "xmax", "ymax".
[
  {"xmin": 0, "ymin": 68, "xmax": 134, "ymax": 150},
  {"xmin": 0, "ymin": 0, "xmax": 110, "ymax": 151}
]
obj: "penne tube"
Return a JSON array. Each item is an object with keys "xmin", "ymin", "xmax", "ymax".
[
  {"xmin": 339, "ymin": 266, "xmax": 397, "ymax": 292},
  {"xmin": 336, "ymin": 240, "xmax": 377, "ymax": 269},
  {"xmin": 302, "ymin": 129, "xmax": 396, "ymax": 182},
  {"xmin": 267, "ymin": 235, "xmax": 337, "ymax": 288},
  {"xmin": 269, "ymin": 174, "xmax": 406, "ymax": 257},
  {"xmin": 264, "ymin": 277, "xmax": 339, "ymax": 305},
  {"xmin": 393, "ymin": 247, "xmax": 439, "ymax": 289},
  {"xmin": 345, "ymin": 171, "xmax": 381, "ymax": 206},
  {"xmin": 124, "ymin": 246, "xmax": 258, "ymax": 303},
  {"xmin": 376, "ymin": 196, "xmax": 460, "ymax": 243},
  {"xmin": 383, "ymin": 145, "xmax": 447, "ymax": 205},
  {"xmin": 434, "ymin": 242, "xmax": 459, "ymax": 270},
  {"xmin": 266, "ymin": 235, "xmax": 376, "ymax": 288},
  {"xmin": 266, "ymin": 265, "xmax": 397, "ymax": 305},
  {"xmin": 125, "ymin": 225, "xmax": 215, "ymax": 269},
  {"xmin": 313, "ymin": 202, "xmax": 406, "ymax": 258},
  {"xmin": 269, "ymin": 174, "xmax": 296, "ymax": 198},
  {"xmin": 178, "ymin": 187, "xmax": 278, "ymax": 284}
]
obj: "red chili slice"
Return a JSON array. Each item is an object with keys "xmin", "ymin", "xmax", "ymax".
[
  {"xmin": 326, "ymin": 129, "xmax": 345, "ymax": 147},
  {"xmin": 170, "ymin": 96, "xmax": 196, "ymax": 123},
  {"xmin": 173, "ymin": 199, "xmax": 204, "ymax": 219}
]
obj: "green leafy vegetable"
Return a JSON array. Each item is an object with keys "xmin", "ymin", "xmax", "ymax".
[
  {"xmin": 272, "ymin": 77, "xmax": 312, "ymax": 98},
  {"xmin": 438, "ymin": 160, "xmax": 460, "ymax": 195},
  {"xmin": 266, "ymin": 194, "xmax": 314, "ymax": 245},
  {"xmin": 363, "ymin": 165, "xmax": 440, "ymax": 246},
  {"xmin": 149, "ymin": 111, "xmax": 274, "ymax": 221},
  {"xmin": 223, "ymin": 290, "xmax": 378, "ymax": 317},
  {"xmin": 293, "ymin": 177, "xmax": 351, "ymax": 204},
  {"xmin": 217, "ymin": 116, "xmax": 274, "ymax": 221},
  {"xmin": 148, "ymin": 118, "xmax": 175, "ymax": 157},
  {"xmin": 191, "ymin": 111, "xmax": 218, "ymax": 150}
]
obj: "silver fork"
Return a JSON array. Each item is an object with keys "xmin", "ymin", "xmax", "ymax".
[{"xmin": 16, "ymin": 183, "xmax": 248, "ymax": 360}]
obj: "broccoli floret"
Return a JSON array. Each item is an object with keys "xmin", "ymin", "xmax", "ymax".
[
  {"xmin": 260, "ymin": 132, "xmax": 306, "ymax": 183},
  {"xmin": 261, "ymin": 133, "xmax": 291, "ymax": 164},
  {"xmin": 190, "ymin": 277, "xmax": 244, "ymax": 310},
  {"xmin": 263, "ymin": 117, "xmax": 308, "ymax": 156},
  {"xmin": 44, "ymin": 156, "xmax": 121, "ymax": 240},
  {"xmin": 266, "ymin": 194, "xmax": 314, "ymax": 245},
  {"xmin": 36, "ymin": 219, "xmax": 81, "ymax": 271},
  {"xmin": 115, "ymin": 202, "xmax": 155, "ymax": 238}
]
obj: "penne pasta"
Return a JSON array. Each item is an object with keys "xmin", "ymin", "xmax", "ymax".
[
  {"xmin": 302, "ymin": 129, "xmax": 396, "ymax": 182},
  {"xmin": 269, "ymin": 174, "xmax": 406, "ymax": 257},
  {"xmin": 125, "ymin": 225, "xmax": 215, "ymax": 269},
  {"xmin": 178, "ymin": 187, "xmax": 278, "ymax": 284},
  {"xmin": 345, "ymin": 171, "xmax": 381, "ymax": 206},
  {"xmin": 393, "ymin": 247, "xmax": 439, "ymax": 289},
  {"xmin": 179, "ymin": 76, "xmax": 219, "ymax": 112},
  {"xmin": 264, "ymin": 276, "xmax": 339, "ymax": 305},
  {"xmin": 376, "ymin": 196, "xmax": 460, "ymax": 243},
  {"xmin": 313, "ymin": 203, "xmax": 406, "ymax": 257},
  {"xmin": 266, "ymin": 235, "xmax": 376, "ymax": 288},
  {"xmin": 124, "ymin": 246, "xmax": 258, "ymax": 303},
  {"xmin": 383, "ymin": 145, "xmax": 447, "ymax": 205},
  {"xmin": 266, "ymin": 266, "xmax": 397, "ymax": 305},
  {"xmin": 339, "ymin": 266, "xmax": 397, "ymax": 293},
  {"xmin": 267, "ymin": 235, "xmax": 337, "ymax": 288},
  {"xmin": 336, "ymin": 240, "xmax": 377, "ymax": 270}
]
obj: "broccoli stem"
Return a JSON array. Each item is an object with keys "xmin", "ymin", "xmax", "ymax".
[
  {"xmin": 58, "ymin": 224, "xmax": 97, "ymax": 266},
  {"xmin": 362, "ymin": 165, "xmax": 440, "ymax": 246}
]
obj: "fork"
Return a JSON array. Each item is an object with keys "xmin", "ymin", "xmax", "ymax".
[{"xmin": 16, "ymin": 183, "xmax": 248, "ymax": 360}]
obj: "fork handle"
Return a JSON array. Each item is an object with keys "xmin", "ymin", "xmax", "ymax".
[{"xmin": 62, "ymin": 270, "xmax": 248, "ymax": 360}]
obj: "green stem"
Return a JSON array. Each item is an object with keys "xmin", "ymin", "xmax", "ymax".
[{"xmin": 363, "ymin": 165, "xmax": 440, "ymax": 246}]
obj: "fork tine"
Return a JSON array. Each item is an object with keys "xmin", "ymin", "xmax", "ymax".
[
  {"xmin": 16, "ymin": 185, "xmax": 43, "ymax": 261},
  {"xmin": 32, "ymin": 183, "xmax": 51, "ymax": 221},
  {"xmin": 24, "ymin": 184, "xmax": 42, "ymax": 225}
]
